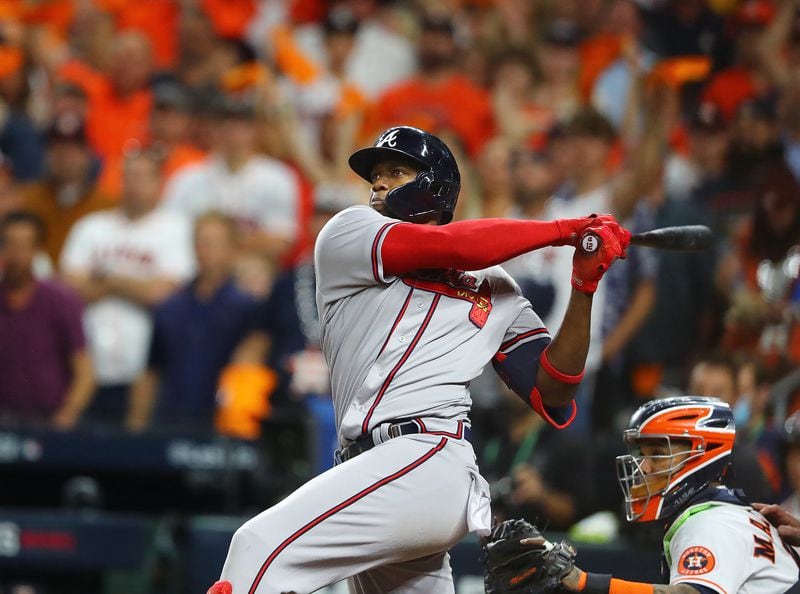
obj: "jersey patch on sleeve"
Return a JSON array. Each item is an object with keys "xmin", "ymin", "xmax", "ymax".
[{"xmin": 677, "ymin": 546, "xmax": 716, "ymax": 575}]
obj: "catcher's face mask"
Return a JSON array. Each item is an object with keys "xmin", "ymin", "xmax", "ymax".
[
  {"xmin": 616, "ymin": 435, "xmax": 697, "ymax": 522},
  {"xmin": 615, "ymin": 396, "xmax": 735, "ymax": 523}
]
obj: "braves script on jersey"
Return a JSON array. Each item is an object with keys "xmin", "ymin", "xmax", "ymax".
[
  {"xmin": 315, "ymin": 205, "xmax": 551, "ymax": 443},
  {"xmin": 666, "ymin": 501, "xmax": 799, "ymax": 593}
]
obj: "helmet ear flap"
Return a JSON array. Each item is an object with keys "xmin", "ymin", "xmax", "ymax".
[
  {"xmin": 416, "ymin": 171, "xmax": 434, "ymax": 190},
  {"xmin": 385, "ymin": 171, "xmax": 442, "ymax": 224}
]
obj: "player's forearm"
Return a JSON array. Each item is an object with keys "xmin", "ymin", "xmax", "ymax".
[
  {"xmin": 535, "ymin": 290, "xmax": 592, "ymax": 407},
  {"xmin": 382, "ymin": 218, "xmax": 570, "ymax": 276},
  {"xmin": 562, "ymin": 568, "xmax": 699, "ymax": 593}
]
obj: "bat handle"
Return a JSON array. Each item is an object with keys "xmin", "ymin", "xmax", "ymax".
[{"xmin": 579, "ymin": 231, "xmax": 601, "ymax": 255}]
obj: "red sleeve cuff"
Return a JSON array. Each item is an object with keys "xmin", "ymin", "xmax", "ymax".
[{"xmin": 528, "ymin": 387, "xmax": 577, "ymax": 429}]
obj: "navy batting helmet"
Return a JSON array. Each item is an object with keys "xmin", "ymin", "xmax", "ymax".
[{"xmin": 348, "ymin": 126, "xmax": 461, "ymax": 224}]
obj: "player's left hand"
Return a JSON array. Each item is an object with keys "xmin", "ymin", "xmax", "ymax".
[
  {"xmin": 481, "ymin": 518, "xmax": 577, "ymax": 593},
  {"xmin": 571, "ymin": 221, "xmax": 631, "ymax": 294}
]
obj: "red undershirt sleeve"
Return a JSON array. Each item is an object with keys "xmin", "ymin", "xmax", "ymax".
[{"xmin": 381, "ymin": 218, "xmax": 567, "ymax": 276}]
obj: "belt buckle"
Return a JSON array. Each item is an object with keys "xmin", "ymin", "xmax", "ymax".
[{"xmin": 388, "ymin": 424, "xmax": 401, "ymax": 439}]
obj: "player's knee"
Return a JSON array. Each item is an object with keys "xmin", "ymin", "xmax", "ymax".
[{"xmin": 228, "ymin": 524, "xmax": 300, "ymax": 593}]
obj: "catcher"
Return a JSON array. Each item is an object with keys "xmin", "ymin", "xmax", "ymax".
[{"xmin": 482, "ymin": 396, "xmax": 800, "ymax": 594}]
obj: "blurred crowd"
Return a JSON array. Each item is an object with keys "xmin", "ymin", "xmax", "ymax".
[{"xmin": 3, "ymin": 0, "xmax": 800, "ymax": 532}]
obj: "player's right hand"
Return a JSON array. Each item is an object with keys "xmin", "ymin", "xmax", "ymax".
[{"xmin": 571, "ymin": 220, "xmax": 630, "ymax": 294}]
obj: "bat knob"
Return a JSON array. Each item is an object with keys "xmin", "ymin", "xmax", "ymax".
[{"xmin": 580, "ymin": 232, "xmax": 600, "ymax": 254}]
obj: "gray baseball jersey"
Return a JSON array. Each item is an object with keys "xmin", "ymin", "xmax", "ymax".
[
  {"xmin": 217, "ymin": 205, "xmax": 563, "ymax": 594},
  {"xmin": 315, "ymin": 205, "xmax": 550, "ymax": 443}
]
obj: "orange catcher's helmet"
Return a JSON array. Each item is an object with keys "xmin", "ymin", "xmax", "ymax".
[{"xmin": 616, "ymin": 396, "xmax": 735, "ymax": 523}]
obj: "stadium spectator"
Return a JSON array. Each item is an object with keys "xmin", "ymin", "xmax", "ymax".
[
  {"xmin": 721, "ymin": 159, "xmax": 800, "ymax": 367},
  {"xmin": 501, "ymin": 146, "xmax": 559, "ymax": 318},
  {"xmin": 69, "ymin": 0, "xmax": 116, "ymax": 73},
  {"xmin": 61, "ymin": 150, "xmax": 194, "ymax": 424},
  {"xmin": 59, "ymin": 31, "xmax": 155, "ymax": 162},
  {"xmin": 0, "ymin": 90, "xmax": 44, "ymax": 182},
  {"xmin": 0, "ymin": 211, "xmax": 94, "ymax": 429},
  {"xmin": 162, "ymin": 91, "xmax": 302, "ymax": 286},
  {"xmin": 20, "ymin": 114, "xmax": 112, "ymax": 264},
  {"xmin": 127, "ymin": 212, "xmax": 266, "ymax": 433},
  {"xmin": 726, "ymin": 95, "xmax": 784, "ymax": 190},
  {"xmin": 754, "ymin": 0, "xmax": 800, "ymax": 91},
  {"xmin": 363, "ymin": 14, "xmax": 494, "ymax": 157},
  {"xmin": 477, "ymin": 383, "xmax": 594, "ymax": 531},
  {"xmin": 688, "ymin": 354, "xmax": 775, "ymax": 501},
  {"xmin": 734, "ymin": 357, "xmax": 785, "ymax": 497},
  {"xmin": 473, "ymin": 137, "xmax": 516, "ymax": 219},
  {"xmin": 262, "ymin": 9, "xmax": 370, "ymax": 189},
  {"xmin": 700, "ymin": 0, "xmax": 775, "ymax": 123},
  {"xmin": 530, "ymin": 20, "xmax": 584, "ymax": 126},
  {"xmin": 97, "ymin": 81, "xmax": 206, "ymax": 198},
  {"xmin": 643, "ymin": 102, "xmax": 731, "ymax": 387},
  {"xmin": 265, "ymin": 0, "xmax": 416, "ymax": 101},
  {"xmin": 259, "ymin": 187, "xmax": 358, "ymax": 472},
  {"xmin": 780, "ymin": 411, "xmax": 800, "ymax": 517},
  {"xmin": 640, "ymin": 0, "xmax": 731, "ymax": 67},
  {"xmin": 48, "ymin": 82, "xmax": 91, "ymax": 131},
  {"xmin": 490, "ymin": 47, "xmax": 555, "ymax": 148}
]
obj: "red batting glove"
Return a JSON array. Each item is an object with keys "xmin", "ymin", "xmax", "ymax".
[
  {"xmin": 552, "ymin": 214, "xmax": 614, "ymax": 246},
  {"xmin": 571, "ymin": 222, "xmax": 631, "ymax": 294}
]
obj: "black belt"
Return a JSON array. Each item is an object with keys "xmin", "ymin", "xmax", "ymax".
[{"xmin": 334, "ymin": 420, "xmax": 471, "ymax": 464}]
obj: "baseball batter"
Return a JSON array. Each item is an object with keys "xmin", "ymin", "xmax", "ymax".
[
  {"xmin": 207, "ymin": 126, "xmax": 630, "ymax": 594},
  {"xmin": 551, "ymin": 396, "xmax": 800, "ymax": 594}
]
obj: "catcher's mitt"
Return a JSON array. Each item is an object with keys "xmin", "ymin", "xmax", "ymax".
[{"xmin": 480, "ymin": 518, "xmax": 576, "ymax": 594}]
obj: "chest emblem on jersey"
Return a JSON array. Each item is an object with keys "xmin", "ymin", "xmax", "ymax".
[
  {"xmin": 403, "ymin": 271, "xmax": 492, "ymax": 329},
  {"xmin": 677, "ymin": 546, "xmax": 715, "ymax": 575}
]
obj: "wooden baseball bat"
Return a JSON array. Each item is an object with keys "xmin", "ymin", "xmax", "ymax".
[
  {"xmin": 580, "ymin": 225, "xmax": 713, "ymax": 253},
  {"xmin": 630, "ymin": 225, "xmax": 713, "ymax": 251}
]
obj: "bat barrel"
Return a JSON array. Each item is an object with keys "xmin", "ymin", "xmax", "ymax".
[{"xmin": 630, "ymin": 225, "xmax": 713, "ymax": 251}]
